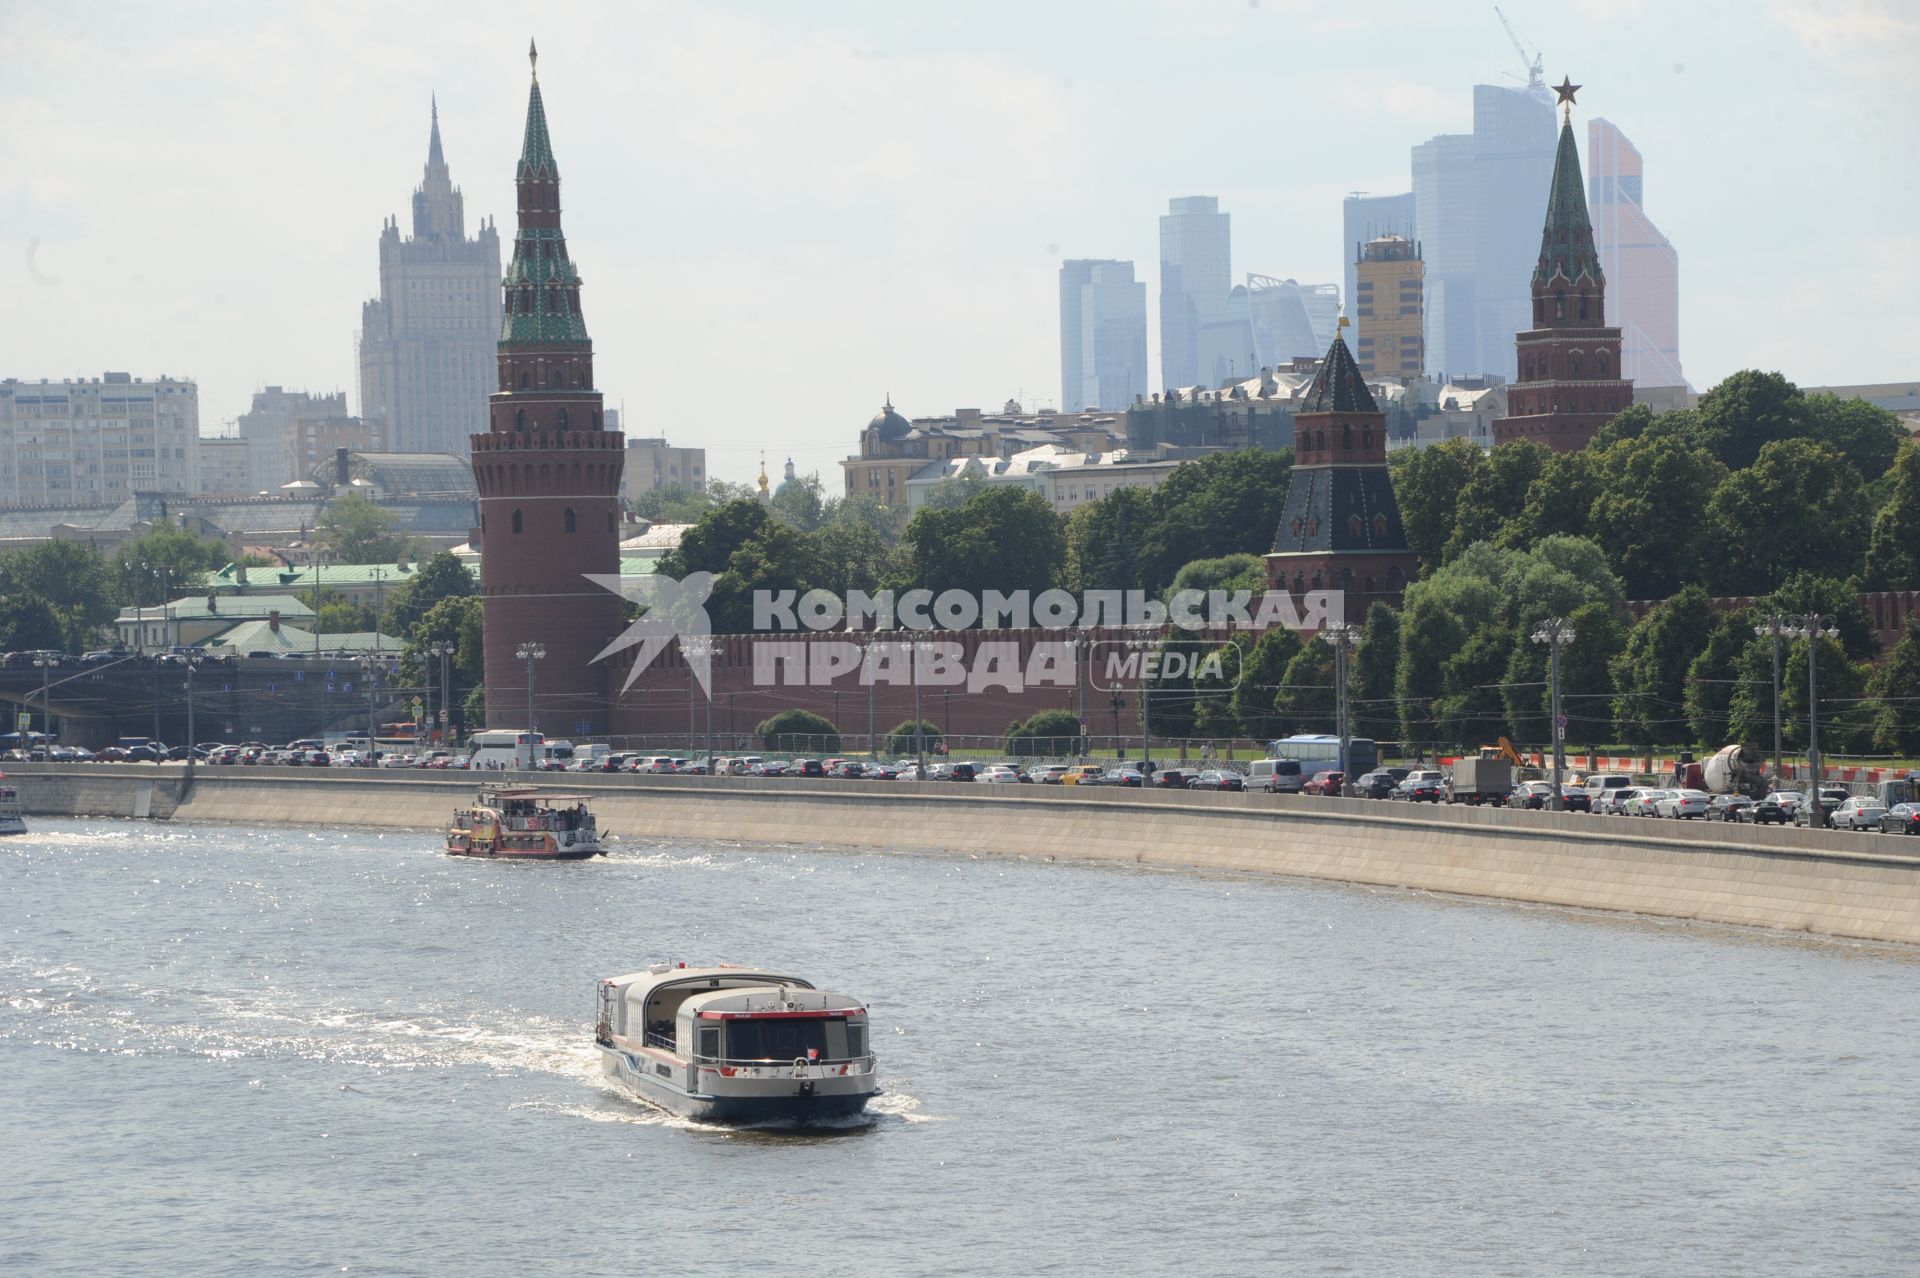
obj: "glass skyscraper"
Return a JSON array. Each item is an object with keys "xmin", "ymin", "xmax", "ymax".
[
  {"xmin": 1159, "ymin": 196, "xmax": 1233, "ymax": 390},
  {"xmin": 1059, "ymin": 260, "xmax": 1148, "ymax": 412},
  {"xmin": 1411, "ymin": 85, "xmax": 1555, "ymax": 380},
  {"xmin": 1342, "ymin": 192, "xmax": 1416, "ymax": 322},
  {"xmin": 1588, "ymin": 119, "xmax": 1685, "ymax": 388}
]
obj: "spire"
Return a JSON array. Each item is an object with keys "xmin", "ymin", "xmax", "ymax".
[
  {"xmin": 1532, "ymin": 114, "xmax": 1604, "ymax": 290},
  {"xmin": 518, "ymin": 58, "xmax": 556, "ymax": 177},
  {"xmin": 426, "ymin": 93, "xmax": 445, "ymax": 171},
  {"xmin": 1299, "ymin": 330, "xmax": 1378, "ymax": 414}
]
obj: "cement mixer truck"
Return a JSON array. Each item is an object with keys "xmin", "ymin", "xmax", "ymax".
[{"xmin": 1674, "ymin": 744, "xmax": 1770, "ymax": 800}]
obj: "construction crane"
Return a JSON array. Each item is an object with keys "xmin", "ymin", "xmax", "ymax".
[{"xmin": 1494, "ymin": 6, "xmax": 1545, "ymax": 95}]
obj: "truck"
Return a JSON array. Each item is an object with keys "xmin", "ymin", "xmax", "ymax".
[
  {"xmin": 1448, "ymin": 756, "xmax": 1512, "ymax": 805},
  {"xmin": 1694, "ymin": 744, "xmax": 1770, "ymax": 800}
]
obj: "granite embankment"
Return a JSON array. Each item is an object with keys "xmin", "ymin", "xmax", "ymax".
[{"xmin": 16, "ymin": 764, "xmax": 1920, "ymax": 946}]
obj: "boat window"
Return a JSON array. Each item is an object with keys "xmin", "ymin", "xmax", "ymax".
[
  {"xmin": 725, "ymin": 1017, "xmax": 833, "ymax": 1062},
  {"xmin": 698, "ymin": 1027, "xmax": 720, "ymax": 1060},
  {"xmin": 846, "ymin": 1023, "xmax": 866, "ymax": 1059}
]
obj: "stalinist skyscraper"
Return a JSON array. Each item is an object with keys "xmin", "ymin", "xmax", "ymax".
[{"xmin": 358, "ymin": 100, "xmax": 503, "ymax": 457}]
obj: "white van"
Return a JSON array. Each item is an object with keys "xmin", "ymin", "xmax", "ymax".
[
  {"xmin": 1582, "ymin": 774, "xmax": 1634, "ymax": 804},
  {"xmin": 1246, "ymin": 758, "xmax": 1306, "ymax": 794}
]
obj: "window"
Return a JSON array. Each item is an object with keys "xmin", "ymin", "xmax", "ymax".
[
  {"xmin": 557, "ymin": 408, "xmax": 570, "ymax": 429},
  {"xmin": 564, "ymin": 507, "xmax": 576, "ymax": 533},
  {"xmin": 1578, "ymin": 293, "xmax": 1590, "ymax": 320},
  {"xmin": 511, "ymin": 509, "xmax": 523, "ymax": 534},
  {"xmin": 515, "ymin": 409, "xmax": 527, "ymax": 430},
  {"xmin": 519, "ymin": 371, "xmax": 530, "ymax": 390},
  {"xmin": 1554, "ymin": 290, "xmax": 1566, "ymax": 321},
  {"xmin": 551, "ymin": 370, "xmax": 563, "ymax": 388},
  {"xmin": 698, "ymin": 1027, "xmax": 720, "ymax": 1060}
]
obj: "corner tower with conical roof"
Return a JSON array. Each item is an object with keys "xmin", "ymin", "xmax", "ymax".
[
  {"xmin": 471, "ymin": 41, "xmax": 626, "ymax": 736},
  {"xmin": 1263, "ymin": 325, "xmax": 1416, "ymax": 610},
  {"xmin": 1492, "ymin": 80, "xmax": 1634, "ymax": 452}
]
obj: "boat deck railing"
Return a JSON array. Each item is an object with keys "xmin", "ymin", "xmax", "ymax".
[{"xmin": 692, "ymin": 1053, "xmax": 877, "ymax": 1071}]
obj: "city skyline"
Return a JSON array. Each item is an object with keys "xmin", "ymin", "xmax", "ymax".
[{"xmin": 2, "ymin": 1, "xmax": 1915, "ymax": 485}]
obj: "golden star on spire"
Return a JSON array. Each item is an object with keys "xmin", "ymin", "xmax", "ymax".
[{"xmin": 1553, "ymin": 76, "xmax": 1580, "ymax": 107}]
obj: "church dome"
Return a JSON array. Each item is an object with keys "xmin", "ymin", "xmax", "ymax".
[{"xmin": 869, "ymin": 398, "xmax": 911, "ymax": 441}]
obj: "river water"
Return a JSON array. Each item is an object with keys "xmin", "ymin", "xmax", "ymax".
[{"xmin": 4, "ymin": 818, "xmax": 1918, "ymax": 1276}]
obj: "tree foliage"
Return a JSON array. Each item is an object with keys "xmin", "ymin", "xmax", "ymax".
[
  {"xmin": 316, "ymin": 491, "xmax": 413, "ymax": 563},
  {"xmin": 1004, "ymin": 708, "xmax": 1083, "ymax": 756},
  {"xmin": 1388, "ymin": 438, "xmax": 1481, "ymax": 574},
  {"xmin": 1706, "ymin": 438, "xmax": 1865, "ymax": 593},
  {"xmin": 1864, "ymin": 441, "xmax": 1920, "ymax": 590},
  {"xmin": 885, "ymin": 719, "xmax": 942, "ymax": 758},
  {"xmin": 757, "ymin": 709, "xmax": 840, "ymax": 752},
  {"xmin": 385, "ymin": 551, "xmax": 476, "ymax": 638},
  {"xmin": 899, "ymin": 488, "xmax": 1063, "ymax": 598}
]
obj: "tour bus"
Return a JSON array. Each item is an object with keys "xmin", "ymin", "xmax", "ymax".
[
  {"xmin": 1266, "ymin": 734, "xmax": 1379, "ymax": 778},
  {"xmin": 467, "ymin": 729, "xmax": 547, "ymax": 770}
]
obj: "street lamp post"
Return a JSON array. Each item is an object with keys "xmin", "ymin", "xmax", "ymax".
[
  {"xmin": 1320, "ymin": 623, "xmax": 1363, "ymax": 796},
  {"xmin": 429, "ymin": 641, "xmax": 454, "ymax": 745},
  {"xmin": 856, "ymin": 633, "xmax": 877, "ymax": 759},
  {"xmin": 33, "ymin": 654, "xmax": 55, "ymax": 754},
  {"xmin": 909, "ymin": 632, "xmax": 937, "ymax": 777},
  {"xmin": 183, "ymin": 654, "xmax": 202, "ymax": 770},
  {"xmin": 516, "ymin": 641, "xmax": 546, "ymax": 767},
  {"xmin": 683, "ymin": 636, "xmax": 716, "ymax": 773},
  {"xmin": 1753, "ymin": 614, "xmax": 1791, "ymax": 786},
  {"xmin": 1782, "ymin": 613, "xmax": 1840, "ymax": 829},
  {"xmin": 1529, "ymin": 617, "xmax": 1577, "ymax": 811},
  {"xmin": 358, "ymin": 654, "xmax": 382, "ymax": 766}
]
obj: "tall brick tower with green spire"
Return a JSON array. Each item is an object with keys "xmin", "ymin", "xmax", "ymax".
[
  {"xmin": 470, "ymin": 41, "xmax": 626, "ymax": 736},
  {"xmin": 1492, "ymin": 78, "xmax": 1634, "ymax": 452}
]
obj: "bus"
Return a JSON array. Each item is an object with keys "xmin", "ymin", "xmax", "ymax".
[
  {"xmin": 1266, "ymin": 734, "xmax": 1378, "ymax": 778},
  {"xmin": 467, "ymin": 729, "xmax": 547, "ymax": 770}
]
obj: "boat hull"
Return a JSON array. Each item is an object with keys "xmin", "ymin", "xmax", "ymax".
[
  {"xmin": 0, "ymin": 815, "xmax": 25, "ymax": 836},
  {"xmin": 446, "ymin": 838, "xmax": 602, "ymax": 859},
  {"xmin": 601, "ymin": 1046, "xmax": 876, "ymax": 1125}
]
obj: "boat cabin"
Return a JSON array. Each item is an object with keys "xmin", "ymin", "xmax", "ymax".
[
  {"xmin": 466, "ymin": 787, "xmax": 595, "ymax": 834},
  {"xmin": 599, "ymin": 965, "xmax": 869, "ymax": 1066}
]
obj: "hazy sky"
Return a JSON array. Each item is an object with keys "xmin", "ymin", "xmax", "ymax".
[{"xmin": 2, "ymin": 0, "xmax": 1915, "ymax": 486}]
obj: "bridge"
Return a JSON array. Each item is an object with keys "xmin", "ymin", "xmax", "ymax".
[{"xmin": 0, "ymin": 655, "xmax": 417, "ymax": 749}]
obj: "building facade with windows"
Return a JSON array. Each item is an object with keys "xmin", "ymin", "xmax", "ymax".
[
  {"xmin": 1159, "ymin": 196, "xmax": 1234, "ymax": 392},
  {"xmin": 1353, "ymin": 235, "xmax": 1425, "ymax": 377},
  {"xmin": 1588, "ymin": 118, "xmax": 1684, "ymax": 389},
  {"xmin": 1059, "ymin": 259, "xmax": 1148, "ymax": 413},
  {"xmin": 0, "ymin": 373, "xmax": 199, "ymax": 506},
  {"xmin": 358, "ymin": 101, "xmax": 503, "ymax": 457}
]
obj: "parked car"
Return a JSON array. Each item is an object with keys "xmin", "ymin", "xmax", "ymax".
[
  {"xmin": 1509, "ymin": 780, "xmax": 1556, "ymax": 809},
  {"xmin": 1150, "ymin": 769, "xmax": 1193, "ymax": 789},
  {"xmin": 1060, "ymin": 764, "xmax": 1104, "ymax": 786},
  {"xmin": 1247, "ymin": 758, "xmax": 1305, "ymax": 794},
  {"xmin": 1795, "ymin": 789, "xmax": 1856, "ymax": 826},
  {"xmin": 826, "ymin": 759, "xmax": 864, "ymax": 779},
  {"xmin": 1352, "ymin": 770, "xmax": 1401, "ymax": 799},
  {"xmin": 948, "ymin": 761, "xmax": 980, "ymax": 783},
  {"xmin": 1106, "ymin": 766, "xmax": 1146, "ymax": 788},
  {"xmin": 1771, "ymin": 790, "xmax": 1806, "ymax": 816},
  {"xmin": 1558, "ymin": 785, "xmax": 1592, "ymax": 812},
  {"xmin": 1707, "ymin": 795, "xmax": 1753, "ymax": 822},
  {"xmin": 1830, "ymin": 796, "xmax": 1888, "ymax": 831},
  {"xmin": 1655, "ymin": 789, "xmax": 1710, "ymax": 819},
  {"xmin": 1391, "ymin": 771, "xmax": 1446, "ymax": 802},
  {"xmin": 1879, "ymin": 804, "xmax": 1920, "ymax": 836},
  {"xmin": 1301, "ymin": 770, "xmax": 1345, "ymax": 796},
  {"xmin": 1740, "ymin": 794, "xmax": 1790, "ymax": 824},
  {"xmin": 1624, "ymin": 789, "xmax": 1671, "ymax": 817},
  {"xmin": 977, "ymin": 765, "xmax": 1021, "ymax": 784},
  {"xmin": 866, "ymin": 764, "xmax": 898, "ymax": 781},
  {"xmin": 892, "ymin": 763, "xmax": 926, "ymax": 781},
  {"xmin": 794, "ymin": 759, "xmax": 826, "ymax": 778},
  {"xmin": 1035, "ymin": 764, "xmax": 1072, "ymax": 784},
  {"xmin": 1187, "ymin": 770, "xmax": 1246, "ymax": 792}
]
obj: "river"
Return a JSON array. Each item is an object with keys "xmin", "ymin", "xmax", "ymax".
[{"xmin": 5, "ymin": 818, "xmax": 1918, "ymax": 1276}]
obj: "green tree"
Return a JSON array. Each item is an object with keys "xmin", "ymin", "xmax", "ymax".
[
  {"xmin": 899, "ymin": 488, "xmax": 1063, "ymax": 598},
  {"xmin": 658, "ymin": 500, "xmax": 819, "ymax": 634},
  {"xmin": 1610, "ymin": 586, "xmax": 1715, "ymax": 750},
  {"xmin": 1189, "ymin": 636, "xmax": 1248, "ymax": 739},
  {"xmin": 1754, "ymin": 572, "xmax": 1878, "ymax": 660},
  {"xmin": 1389, "ymin": 438, "xmax": 1481, "ymax": 573},
  {"xmin": 1163, "ymin": 553, "xmax": 1266, "ymax": 604},
  {"xmin": 757, "ymin": 709, "xmax": 839, "ymax": 753},
  {"xmin": 1684, "ymin": 609, "xmax": 1754, "ymax": 746},
  {"xmin": 3, "ymin": 542, "xmax": 116, "ymax": 649},
  {"xmin": 1432, "ymin": 624, "xmax": 1516, "ymax": 745},
  {"xmin": 1130, "ymin": 449, "xmax": 1292, "ymax": 594},
  {"xmin": 316, "ymin": 491, "xmax": 412, "ymax": 563},
  {"xmin": 821, "ymin": 492, "xmax": 898, "ymax": 544},
  {"xmin": 384, "ymin": 550, "xmax": 476, "ymax": 637},
  {"xmin": 1863, "ymin": 441, "xmax": 1920, "ymax": 589},
  {"xmin": 1800, "ymin": 393, "xmax": 1907, "ymax": 479},
  {"xmin": 1586, "ymin": 434, "xmax": 1726, "ymax": 598},
  {"xmin": 1782, "ymin": 637, "xmax": 1874, "ymax": 756},
  {"xmin": 1396, "ymin": 590, "xmax": 1470, "ymax": 743},
  {"xmin": 308, "ymin": 591, "xmax": 378, "ymax": 634},
  {"xmin": 403, "ymin": 595, "xmax": 485, "ymax": 733},
  {"xmin": 1559, "ymin": 601, "xmax": 1627, "ymax": 748},
  {"xmin": 111, "ymin": 523, "xmax": 228, "ymax": 604},
  {"xmin": 918, "ymin": 472, "xmax": 987, "ymax": 513},
  {"xmin": 1004, "ymin": 708, "xmax": 1083, "ymax": 756},
  {"xmin": 1444, "ymin": 439, "xmax": 1549, "ymax": 560},
  {"xmin": 1691, "ymin": 370, "xmax": 1805, "ymax": 472},
  {"xmin": 629, "ymin": 483, "xmax": 713, "ymax": 523},
  {"xmin": 1272, "ymin": 642, "xmax": 1334, "ymax": 735},
  {"xmin": 769, "ymin": 470, "xmax": 827, "ymax": 531},
  {"xmin": 1706, "ymin": 438, "xmax": 1866, "ymax": 593},
  {"xmin": 1231, "ymin": 627, "xmax": 1302, "ymax": 743},
  {"xmin": 1062, "ymin": 485, "xmax": 1154, "ymax": 592},
  {"xmin": 885, "ymin": 718, "xmax": 942, "ymax": 758},
  {"xmin": 1350, "ymin": 602, "xmax": 1401, "ymax": 741},
  {"xmin": 0, "ymin": 591, "xmax": 63, "ymax": 651},
  {"xmin": 1869, "ymin": 625, "xmax": 1920, "ymax": 756},
  {"xmin": 806, "ymin": 521, "xmax": 897, "ymax": 598},
  {"xmin": 1499, "ymin": 449, "xmax": 1601, "ymax": 548}
]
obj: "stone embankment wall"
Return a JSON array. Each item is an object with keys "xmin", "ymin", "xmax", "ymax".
[{"xmin": 16, "ymin": 766, "xmax": 1920, "ymax": 947}]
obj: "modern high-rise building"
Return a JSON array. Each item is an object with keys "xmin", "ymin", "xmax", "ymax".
[
  {"xmin": 1159, "ymin": 196, "xmax": 1234, "ymax": 390},
  {"xmin": 1058, "ymin": 260, "xmax": 1148, "ymax": 412},
  {"xmin": 1245, "ymin": 277, "xmax": 1341, "ymax": 369},
  {"xmin": 1411, "ymin": 85, "xmax": 1555, "ymax": 380},
  {"xmin": 1342, "ymin": 192, "xmax": 1416, "ymax": 321},
  {"xmin": 470, "ymin": 44, "xmax": 625, "ymax": 736},
  {"xmin": 1493, "ymin": 94, "xmax": 1634, "ymax": 453},
  {"xmin": 0, "ymin": 373, "xmax": 199, "ymax": 505},
  {"xmin": 1353, "ymin": 235, "xmax": 1424, "ymax": 378},
  {"xmin": 1588, "ymin": 119, "xmax": 1684, "ymax": 388},
  {"xmin": 358, "ymin": 100, "xmax": 503, "ymax": 457}
]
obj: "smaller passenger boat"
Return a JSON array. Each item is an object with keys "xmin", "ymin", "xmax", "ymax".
[
  {"xmin": 445, "ymin": 786, "xmax": 605, "ymax": 859},
  {"xmin": 596, "ymin": 963, "xmax": 879, "ymax": 1124},
  {"xmin": 0, "ymin": 773, "xmax": 25, "ymax": 836}
]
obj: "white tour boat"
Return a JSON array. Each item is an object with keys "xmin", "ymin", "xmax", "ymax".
[
  {"xmin": 0, "ymin": 773, "xmax": 24, "ymax": 836},
  {"xmin": 596, "ymin": 963, "xmax": 879, "ymax": 1124}
]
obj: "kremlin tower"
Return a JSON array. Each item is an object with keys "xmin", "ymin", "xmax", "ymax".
[
  {"xmin": 1264, "ymin": 323, "xmax": 1417, "ymax": 610},
  {"xmin": 470, "ymin": 42, "xmax": 626, "ymax": 735},
  {"xmin": 1492, "ymin": 79, "xmax": 1634, "ymax": 452}
]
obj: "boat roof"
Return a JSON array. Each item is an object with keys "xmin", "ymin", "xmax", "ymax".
[
  {"xmin": 604, "ymin": 964, "xmax": 817, "ymax": 994},
  {"xmin": 480, "ymin": 788, "xmax": 593, "ymax": 802},
  {"xmin": 683, "ymin": 987, "xmax": 866, "ymax": 1017}
]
